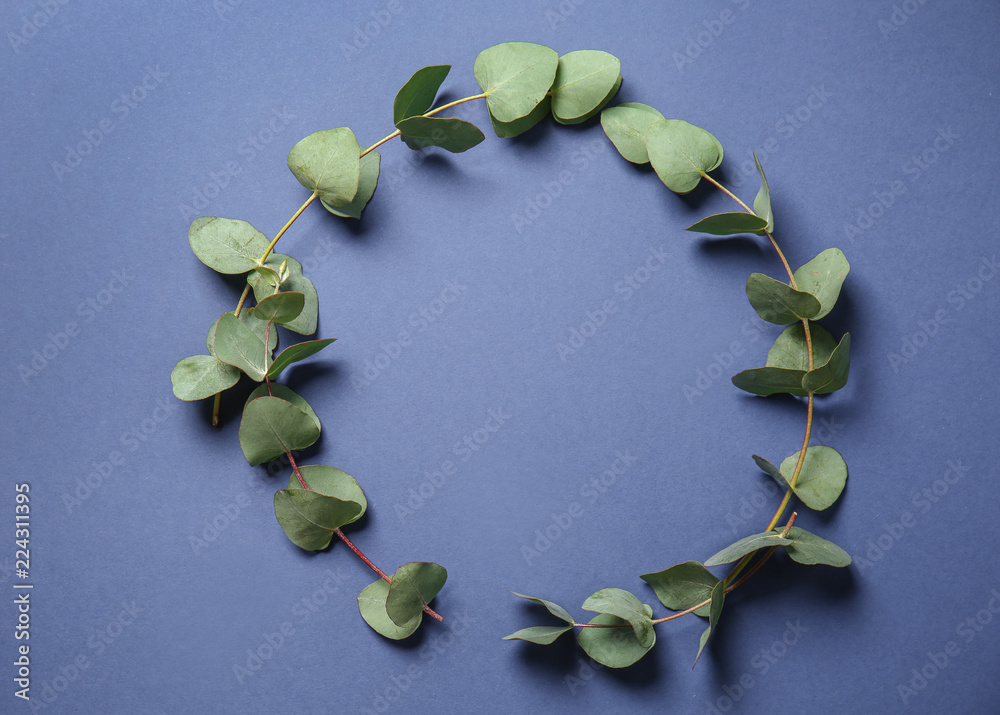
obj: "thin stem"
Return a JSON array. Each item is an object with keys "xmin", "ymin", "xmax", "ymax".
[
  {"xmin": 287, "ymin": 450, "xmax": 308, "ymax": 490},
  {"xmin": 262, "ymin": 192, "xmax": 318, "ymax": 264},
  {"xmin": 359, "ymin": 93, "xmax": 488, "ymax": 159}
]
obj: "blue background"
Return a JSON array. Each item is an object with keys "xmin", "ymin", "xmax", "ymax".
[{"xmin": 2, "ymin": 1, "xmax": 999, "ymax": 713}]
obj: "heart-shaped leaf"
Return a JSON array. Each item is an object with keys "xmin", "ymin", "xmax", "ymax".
[
  {"xmin": 287, "ymin": 128, "xmax": 361, "ymax": 206},
  {"xmin": 273, "ymin": 489, "xmax": 363, "ymax": 550},
  {"xmin": 600, "ymin": 102, "xmax": 666, "ymax": 164},
  {"xmin": 385, "ymin": 562, "xmax": 448, "ymax": 627},
  {"xmin": 170, "ymin": 355, "xmax": 240, "ymax": 401},
  {"xmin": 358, "ymin": 579, "xmax": 422, "ymax": 640},
  {"xmin": 474, "ymin": 42, "xmax": 558, "ymax": 123},
  {"xmin": 188, "ymin": 216, "xmax": 269, "ymax": 275},
  {"xmin": 393, "ymin": 64, "xmax": 451, "ymax": 124},
  {"xmin": 238, "ymin": 395, "xmax": 320, "ymax": 466},
  {"xmin": 646, "ymin": 119, "xmax": 723, "ymax": 194},
  {"xmin": 550, "ymin": 50, "xmax": 621, "ymax": 124},
  {"xmin": 640, "ymin": 561, "xmax": 719, "ymax": 617}
]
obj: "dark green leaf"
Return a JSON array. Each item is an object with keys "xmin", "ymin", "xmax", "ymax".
[
  {"xmin": 600, "ymin": 102, "xmax": 666, "ymax": 164},
  {"xmin": 287, "ymin": 128, "xmax": 361, "ymax": 206},
  {"xmin": 474, "ymin": 42, "xmax": 559, "ymax": 123},
  {"xmin": 358, "ymin": 579, "xmax": 422, "ymax": 640},
  {"xmin": 752, "ymin": 152, "xmax": 774, "ymax": 233},
  {"xmin": 321, "ymin": 151, "xmax": 380, "ymax": 220},
  {"xmin": 170, "ymin": 355, "xmax": 240, "ymax": 401},
  {"xmin": 779, "ymin": 446, "xmax": 848, "ymax": 511},
  {"xmin": 752, "ymin": 455, "xmax": 788, "ymax": 489},
  {"xmin": 214, "ymin": 313, "xmax": 268, "ymax": 381},
  {"xmin": 188, "ymin": 217, "xmax": 269, "ymax": 275},
  {"xmin": 793, "ymin": 248, "xmax": 851, "ymax": 319},
  {"xmin": 780, "ymin": 526, "xmax": 852, "ymax": 567},
  {"xmin": 273, "ymin": 488, "xmax": 363, "ymax": 550},
  {"xmin": 731, "ymin": 366, "xmax": 807, "ymax": 397},
  {"xmin": 267, "ymin": 338, "xmax": 336, "ymax": 378},
  {"xmin": 694, "ymin": 581, "xmax": 725, "ymax": 667},
  {"xmin": 550, "ymin": 50, "xmax": 621, "ymax": 124},
  {"xmin": 248, "ymin": 253, "xmax": 317, "ymax": 335},
  {"xmin": 393, "ymin": 65, "xmax": 451, "ymax": 124},
  {"xmin": 646, "ymin": 119, "xmax": 723, "ymax": 194},
  {"xmin": 704, "ymin": 532, "xmax": 792, "ymax": 567},
  {"xmin": 746, "ymin": 273, "xmax": 821, "ymax": 324},
  {"xmin": 640, "ymin": 561, "xmax": 720, "ymax": 618},
  {"xmin": 238, "ymin": 395, "xmax": 320, "ymax": 466},
  {"xmin": 488, "ymin": 96, "xmax": 551, "ymax": 138},
  {"xmin": 802, "ymin": 333, "xmax": 851, "ymax": 394},
  {"xmin": 577, "ymin": 612, "xmax": 655, "ymax": 668},
  {"xmin": 581, "ymin": 588, "xmax": 655, "ymax": 648},
  {"xmin": 502, "ymin": 625, "xmax": 573, "ymax": 645},
  {"xmin": 766, "ymin": 323, "xmax": 837, "ymax": 372},
  {"xmin": 508, "ymin": 592, "xmax": 574, "ymax": 624},
  {"xmin": 285, "ymin": 465, "xmax": 367, "ymax": 523},
  {"xmin": 247, "ymin": 383, "xmax": 320, "ymax": 432},
  {"xmin": 396, "ymin": 116, "xmax": 485, "ymax": 153},
  {"xmin": 686, "ymin": 212, "xmax": 768, "ymax": 236},
  {"xmin": 385, "ymin": 562, "xmax": 448, "ymax": 627},
  {"xmin": 252, "ymin": 291, "xmax": 304, "ymax": 325}
]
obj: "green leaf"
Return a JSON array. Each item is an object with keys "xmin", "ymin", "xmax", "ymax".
[
  {"xmin": 508, "ymin": 592, "xmax": 574, "ymax": 624},
  {"xmin": 550, "ymin": 50, "xmax": 622, "ymax": 124},
  {"xmin": 214, "ymin": 313, "xmax": 268, "ymax": 381},
  {"xmin": 248, "ymin": 253, "xmax": 317, "ymax": 335},
  {"xmin": 247, "ymin": 382, "xmax": 320, "ymax": 431},
  {"xmin": 640, "ymin": 561, "xmax": 720, "ymax": 618},
  {"xmin": 286, "ymin": 465, "xmax": 367, "ymax": 522},
  {"xmin": 393, "ymin": 64, "xmax": 451, "ymax": 124},
  {"xmin": 686, "ymin": 212, "xmax": 769, "ymax": 236},
  {"xmin": 802, "ymin": 333, "xmax": 851, "ymax": 394},
  {"xmin": 321, "ymin": 151, "xmax": 380, "ymax": 220},
  {"xmin": 502, "ymin": 625, "xmax": 573, "ymax": 645},
  {"xmin": 792, "ymin": 248, "xmax": 851, "ymax": 320},
  {"xmin": 238, "ymin": 395, "xmax": 320, "ymax": 466},
  {"xmin": 251, "ymin": 291, "xmax": 304, "ymax": 325},
  {"xmin": 395, "ymin": 116, "xmax": 485, "ymax": 153},
  {"xmin": 358, "ymin": 579, "xmax": 422, "ymax": 640},
  {"xmin": 780, "ymin": 526, "xmax": 852, "ymax": 567},
  {"xmin": 746, "ymin": 273, "xmax": 822, "ymax": 324},
  {"xmin": 581, "ymin": 588, "xmax": 655, "ymax": 648},
  {"xmin": 488, "ymin": 95, "xmax": 551, "ymax": 138},
  {"xmin": 385, "ymin": 562, "xmax": 448, "ymax": 627},
  {"xmin": 600, "ymin": 102, "xmax": 665, "ymax": 164},
  {"xmin": 646, "ymin": 119, "xmax": 723, "ymax": 194},
  {"xmin": 267, "ymin": 338, "xmax": 336, "ymax": 378},
  {"xmin": 287, "ymin": 128, "xmax": 361, "ymax": 206},
  {"xmin": 776, "ymin": 446, "xmax": 848, "ymax": 511},
  {"xmin": 694, "ymin": 581, "xmax": 725, "ymax": 667},
  {"xmin": 752, "ymin": 454, "xmax": 788, "ymax": 488},
  {"xmin": 273, "ymin": 488, "xmax": 364, "ymax": 550},
  {"xmin": 766, "ymin": 323, "xmax": 837, "ymax": 372},
  {"xmin": 577, "ymin": 612, "xmax": 655, "ymax": 668},
  {"xmin": 188, "ymin": 217, "xmax": 269, "ymax": 275},
  {"xmin": 474, "ymin": 42, "xmax": 559, "ymax": 123},
  {"xmin": 209, "ymin": 311, "xmax": 278, "ymax": 358},
  {"xmin": 752, "ymin": 152, "xmax": 774, "ymax": 233},
  {"xmin": 731, "ymin": 366, "xmax": 808, "ymax": 396},
  {"xmin": 704, "ymin": 532, "xmax": 792, "ymax": 567},
  {"xmin": 170, "ymin": 355, "xmax": 240, "ymax": 401}
]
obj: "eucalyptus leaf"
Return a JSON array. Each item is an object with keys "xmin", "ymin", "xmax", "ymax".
[
  {"xmin": 287, "ymin": 128, "xmax": 361, "ymax": 206},
  {"xmin": 694, "ymin": 581, "xmax": 725, "ymax": 667},
  {"xmin": 358, "ymin": 579, "xmax": 422, "ymax": 640},
  {"xmin": 746, "ymin": 273, "xmax": 822, "ymax": 324},
  {"xmin": 170, "ymin": 355, "xmax": 240, "ymax": 401},
  {"xmin": 252, "ymin": 291, "xmax": 305, "ymax": 325},
  {"xmin": 778, "ymin": 445, "xmax": 848, "ymax": 511},
  {"xmin": 686, "ymin": 212, "xmax": 769, "ymax": 236},
  {"xmin": 577, "ymin": 613, "xmax": 655, "ymax": 668},
  {"xmin": 646, "ymin": 119, "xmax": 723, "ymax": 194},
  {"xmin": 188, "ymin": 216, "xmax": 270, "ymax": 275},
  {"xmin": 508, "ymin": 592, "xmax": 574, "ymax": 624},
  {"xmin": 766, "ymin": 323, "xmax": 837, "ymax": 372},
  {"xmin": 581, "ymin": 588, "xmax": 655, "ymax": 648},
  {"xmin": 474, "ymin": 42, "xmax": 559, "ymax": 123},
  {"xmin": 273, "ymin": 488, "xmax": 364, "ymax": 550},
  {"xmin": 802, "ymin": 333, "xmax": 851, "ymax": 394},
  {"xmin": 249, "ymin": 253, "xmax": 317, "ymax": 335},
  {"xmin": 214, "ymin": 313, "xmax": 268, "ymax": 381},
  {"xmin": 600, "ymin": 102, "xmax": 665, "ymax": 164},
  {"xmin": 286, "ymin": 465, "xmax": 366, "ymax": 520},
  {"xmin": 780, "ymin": 526, "xmax": 852, "ymax": 567},
  {"xmin": 752, "ymin": 152, "xmax": 774, "ymax": 233},
  {"xmin": 488, "ymin": 96, "xmax": 551, "ymax": 138},
  {"xmin": 502, "ymin": 625, "xmax": 573, "ymax": 645},
  {"xmin": 267, "ymin": 338, "xmax": 336, "ymax": 378},
  {"xmin": 247, "ymin": 382, "xmax": 321, "ymax": 432},
  {"xmin": 238, "ymin": 395, "xmax": 320, "ymax": 466},
  {"xmin": 704, "ymin": 532, "xmax": 792, "ymax": 567},
  {"xmin": 385, "ymin": 562, "xmax": 448, "ymax": 627},
  {"xmin": 731, "ymin": 366, "xmax": 808, "ymax": 397},
  {"xmin": 793, "ymin": 248, "xmax": 851, "ymax": 320},
  {"xmin": 396, "ymin": 116, "xmax": 485, "ymax": 153},
  {"xmin": 640, "ymin": 561, "xmax": 719, "ymax": 618},
  {"xmin": 321, "ymin": 151, "xmax": 380, "ymax": 220},
  {"xmin": 752, "ymin": 455, "xmax": 788, "ymax": 489},
  {"xmin": 208, "ymin": 311, "xmax": 277, "ymax": 357},
  {"xmin": 550, "ymin": 50, "xmax": 622, "ymax": 124},
  {"xmin": 393, "ymin": 64, "xmax": 451, "ymax": 124}
]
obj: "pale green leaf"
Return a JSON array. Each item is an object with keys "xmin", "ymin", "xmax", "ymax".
[
  {"xmin": 188, "ymin": 217, "xmax": 269, "ymax": 275},
  {"xmin": 285, "ymin": 465, "xmax": 367, "ymax": 523},
  {"xmin": 778, "ymin": 445, "xmax": 848, "ymax": 511},
  {"xmin": 502, "ymin": 625, "xmax": 572, "ymax": 645},
  {"xmin": 550, "ymin": 50, "xmax": 622, "ymax": 124},
  {"xmin": 488, "ymin": 96, "xmax": 551, "ymax": 138},
  {"xmin": 781, "ymin": 526, "xmax": 852, "ymax": 567},
  {"xmin": 358, "ymin": 579, "xmax": 422, "ymax": 640},
  {"xmin": 765, "ymin": 323, "xmax": 837, "ymax": 372},
  {"xmin": 581, "ymin": 588, "xmax": 655, "ymax": 648},
  {"xmin": 248, "ymin": 253, "xmax": 317, "ymax": 335},
  {"xmin": 508, "ymin": 592, "xmax": 574, "ymax": 624},
  {"xmin": 474, "ymin": 42, "xmax": 559, "ymax": 123},
  {"xmin": 393, "ymin": 65, "xmax": 451, "ymax": 124},
  {"xmin": 238, "ymin": 395, "xmax": 320, "ymax": 466},
  {"xmin": 793, "ymin": 248, "xmax": 851, "ymax": 320},
  {"xmin": 287, "ymin": 128, "xmax": 361, "ymax": 206},
  {"xmin": 252, "ymin": 291, "xmax": 304, "ymax": 325},
  {"xmin": 385, "ymin": 562, "xmax": 448, "ymax": 627},
  {"xmin": 600, "ymin": 102, "xmax": 665, "ymax": 164},
  {"xmin": 802, "ymin": 333, "xmax": 851, "ymax": 394},
  {"xmin": 646, "ymin": 119, "xmax": 723, "ymax": 194},
  {"xmin": 577, "ymin": 613, "xmax": 655, "ymax": 668},
  {"xmin": 746, "ymin": 273, "xmax": 822, "ymax": 324},
  {"xmin": 640, "ymin": 561, "xmax": 719, "ymax": 618},
  {"xmin": 214, "ymin": 313, "xmax": 268, "ymax": 381},
  {"xmin": 247, "ymin": 383, "xmax": 320, "ymax": 432},
  {"xmin": 396, "ymin": 116, "xmax": 485, "ymax": 153},
  {"xmin": 704, "ymin": 532, "xmax": 791, "ymax": 567},
  {"xmin": 273, "ymin": 488, "xmax": 363, "ymax": 550},
  {"xmin": 321, "ymin": 151, "xmax": 380, "ymax": 220},
  {"xmin": 170, "ymin": 355, "xmax": 240, "ymax": 401},
  {"xmin": 752, "ymin": 152, "xmax": 774, "ymax": 233}
]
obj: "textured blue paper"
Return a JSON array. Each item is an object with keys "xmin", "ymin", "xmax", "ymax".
[{"xmin": 2, "ymin": 1, "xmax": 999, "ymax": 713}]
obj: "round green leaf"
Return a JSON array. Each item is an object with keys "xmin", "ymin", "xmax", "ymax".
[
  {"xmin": 793, "ymin": 248, "xmax": 851, "ymax": 319},
  {"xmin": 474, "ymin": 42, "xmax": 558, "ymax": 123},
  {"xmin": 252, "ymin": 291, "xmax": 304, "ymax": 325},
  {"xmin": 188, "ymin": 217, "xmax": 270, "ymax": 275},
  {"xmin": 385, "ymin": 562, "xmax": 448, "ymax": 627},
  {"xmin": 746, "ymin": 273, "xmax": 822, "ymax": 324},
  {"xmin": 273, "ymin": 488, "xmax": 364, "ymax": 551},
  {"xmin": 214, "ymin": 313, "xmax": 268, "ymax": 381},
  {"xmin": 766, "ymin": 323, "xmax": 837, "ymax": 372},
  {"xmin": 581, "ymin": 588, "xmax": 655, "ymax": 648},
  {"xmin": 247, "ymin": 383, "xmax": 320, "ymax": 432},
  {"xmin": 170, "ymin": 355, "xmax": 240, "ymax": 401},
  {"xmin": 577, "ymin": 613, "xmax": 655, "ymax": 668},
  {"xmin": 238, "ymin": 395, "xmax": 320, "ymax": 466},
  {"xmin": 802, "ymin": 333, "xmax": 851, "ymax": 394},
  {"xmin": 502, "ymin": 625, "xmax": 573, "ymax": 645},
  {"xmin": 248, "ymin": 253, "xmax": 317, "ymax": 335},
  {"xmin": 488, "ymin": 96, "xmax": 551, "ymax": 138},
  {"xmin": 600, "ymin": 102, "xmax": 665, "ymax": 164},
  {"xmin": 358, "ymin": 579, "xmax": 422, "ymax": 640},
  {"xmin": 322, "ymin": 151, "xmax": 380, "ymax": 220},
  {"xmin": 779, "ymin": 445, "xmax": 848, "ymax": 511},
  {"xmin": 646, "ymin": 119, "xmax": 723, "ymax": 194},
  {"xmin": 393, "ymin": 64, "xmax": 451, "ymax": 125},
  {"xmin": 779, "ymin": 526, "xmax": 852, "ymax": 567},
  {"xmin": 508, "ymin": 592, "xmax": 574, "ymax": 624},
  {"xmin": 208, "ymin": 311, "xmax": 277, "ymax": 357},
  {"xmin": 686, "ymin": 212, "xmax": 769, "ymax": 236},
  {"xmin": 640, "ymin": 561, "xmax": 719, "ymax": 617},
  {"xmin": 287, "ymin": 128, "xmax": 361, "ymax": 206},
  {"xmin": 704, "ymin": 532, "xmax": 792, "ymax": 567},
  {"xmin": 285, "ymin": 465, "xmax": 367, "ymax": 523},
  {"xmin": 550, "ymin": 50, "xmax": 622, "ymax": 124},
  {"xmin": 395, "ymin": 116, "xmax": 485, "ymax": 153}
]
